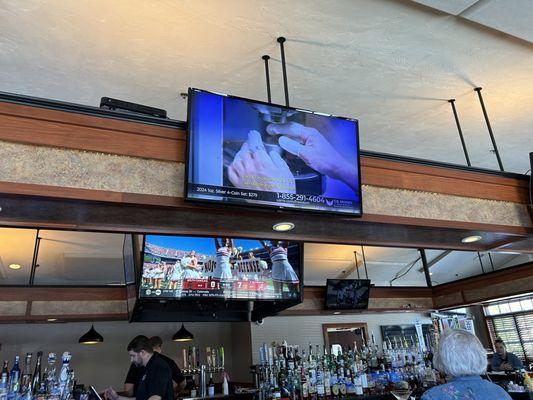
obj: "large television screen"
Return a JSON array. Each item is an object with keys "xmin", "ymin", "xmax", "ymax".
[
  {"xmin": 325, "ymin": 279, "xmax": 371, "ymax": 310},
  {"xmin": 140, "ymin": 235, "xmax": 302, "ymax": 300},
  {"xmin": 186, "ymin": 88, "xmax": 362, "ymax": 215}
]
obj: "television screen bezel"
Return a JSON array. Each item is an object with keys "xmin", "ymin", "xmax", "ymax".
[
  {"xmin": 324, "ymin": 278, "xmax": 371, "ymax": 310},
  {"xmin": 138, "ymin": 233, "xmax": 304, "ymax": 303},
  {"xmin": 184, "ymin": 87, "xmax": 363, "ymax": 217}
]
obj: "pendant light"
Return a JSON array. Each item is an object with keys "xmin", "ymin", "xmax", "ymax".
[
  {"xmin": 172, "ymin": 323, "xmax": 194, "ymax": 342},
  {"xmin": 78, "ymin": 325, "xmax": 104, "ymax": 345}
]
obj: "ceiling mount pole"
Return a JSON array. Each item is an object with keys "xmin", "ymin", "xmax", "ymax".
[
  {"xmin": 28, "ymin": 229, "xmax": 41, "ymax": 285},
  {"xmin": 419, "ymin": 249, "xmax": 432, "ymax": 288},
  {"xmin": 354, "ymin": 251, "xmax": 361, "ymax": 280},
  {"xmin": 448, "ymin": 99, "xmax": 471, "ymax": 166},
  {"xmin": 477, "ymin": 252, "xmax": 486, "ymax": 274},
  {"xmin": 474, "ymin": 87, "xmax": 504, "ymax": 171},
  {"xmin": 361, "ymin": 246, "xmax": 369, "ymax": 280},
  {"xmin": 262, "ymin": 55, "xmax": 272, "ymax": 104},
  {"xmin": 277, "ymin": 37, "xmax": 290, "ymax": 106}
]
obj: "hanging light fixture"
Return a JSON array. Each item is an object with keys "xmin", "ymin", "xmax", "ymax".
[
  {"xmin": 172, "ymin": 323, "xmax": 194, "ymax": 342},
  {"xmin": 78, "ymin": 325, "xmax": 104, "ymax": 345}
]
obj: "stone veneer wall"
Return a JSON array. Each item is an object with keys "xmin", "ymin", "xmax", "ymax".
[{"xmin": 1, "ymin": 140, "xmax": 531, "ymax": 227}]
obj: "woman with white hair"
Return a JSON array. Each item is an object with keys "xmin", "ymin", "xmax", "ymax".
[{"xmin": 422, "ymin": 329, "xmax": 511, "ymax": 399}]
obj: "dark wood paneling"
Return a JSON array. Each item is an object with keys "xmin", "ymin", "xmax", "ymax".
[
  {"xmin": 0, "ymin": 194, "xmax": 527, "ymax": 251},
  {"xmin": 0, "ymin": 313, "xmax": 128, "ymax": 323},
  {"xmin": 0, "ymin": 100, "xmax": 530, "ymax": 204},
  {"xmin": 0, "ymin": 287, "xmax": 127, "ymax": 301}
]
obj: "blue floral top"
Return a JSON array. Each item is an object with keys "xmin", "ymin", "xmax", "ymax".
[{"xmin": 421, "ymin": 375, "xmax": 512, "ymax": 400}]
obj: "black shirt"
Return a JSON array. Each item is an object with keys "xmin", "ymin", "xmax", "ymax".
[
  {"xmin": 125, "ymin": 353, "xmax": 185, "ymax": 395},
  {"xmin": 135, "ymin": 354, "xmax": 174, "ymax": 400}
]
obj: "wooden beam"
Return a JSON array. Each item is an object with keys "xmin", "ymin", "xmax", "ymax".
[{"xmin": 0, "ymin": 194, "xmax": 527, "ymax": 250}]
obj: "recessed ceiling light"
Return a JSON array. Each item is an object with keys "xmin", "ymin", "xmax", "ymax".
[
  {"xmin": 47, "ymin": 318, "xmax": 58, "ymax": 322},
  {"xmin": 272, "ymin": 222, "xmax": 295, "ymax": 232},
  {"xmin": 461, "ymin": 235, "xmax": 482, "ymax": 243},
  {"xmin": 8, "ymin": 264, "xmax": 22, "ymax": 270},
  {"xmin": 333, "ymin": 311, "xmax": 342, "ymax": 315}
]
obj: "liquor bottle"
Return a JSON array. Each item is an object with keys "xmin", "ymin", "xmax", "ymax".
[
  {"xmin": 44, "ymin": 353, "xmax": 59, "ymax": 399},
  {"xmin": 20, "ymin": 353, "xmax": 33, "ymax": 397},
  {"xmin": 315, "ymin": 362, "xmax": 325, "ymax": 400},
  {"xmin": 189, "ymin": 377, "xmax": 197, "ymax": 398},
  {"xmin": 207, "ymin": 373, "xmax": 215, "ymax": 397},
  {"xmin": 0, "ymin": 371, "xmax": 8, "ymax": 400},
  {"xmin": 300, "ymin": 367, "xmax": 309, "ymax": 400},
  {"xmin": 31, "ymin": 352, "xmax": 43, "ymax": 395},
  {"xmin": 1, "ymin": 363, "xmax": 7, "ymax": 378},
  {"xmin": 58, "ymin": 352, "xmax": 71, "ymax": 399},
  {"xmin": 35, "ymin": 382, "xmax": 47, "ymax": 400},
  {"xmin": 7, "ymin": 355, "xmax": 21, "ymax": 400}
]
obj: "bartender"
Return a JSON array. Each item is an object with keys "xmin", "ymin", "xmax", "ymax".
[
  {"xmin": 491, "ymin": 339, "xmax": 524, "ymax": 371},
  {"xmin": 105, "ymin": 335, "xmax": 173, "ymax": 400},
  {"xmin": 123, "ymin": 337, "xmax": 186, "ymax": 397}
]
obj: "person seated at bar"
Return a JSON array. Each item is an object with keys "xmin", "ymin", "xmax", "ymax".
[
  {"xmin": 421, "ymin": 329, "xmax": 511, "ymax": 400},
  {"xmin": 122, "ymin": 336, "xmax": 186, "ymax": 398},
  {"xmin": 106, "ymin": 335, "xmax": 173, "ymax": 400},
  {"xmin": 491, "ymin": 338, "xmax": 525, "ymax": 372}
]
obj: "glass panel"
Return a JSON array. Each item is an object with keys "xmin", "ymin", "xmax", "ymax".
[
  {"xmin": 430, "ymin": 251, "xmax": 533, "ymax": 286},
  {"xmin": 486, "ymin": 305, "xmax": 500, "ymax": 316},
  {"xmin": 499, "ymin": 303, "xmax": 511, "ymax": 314},
  {"xmin": 0, "ymin": 227, "xmax": 36, "ymax": 285},
  {"xmin": 303, "ymin": 244, "xmax": 427, "ymax": 286},
  {"xmin": 33, "ymin": 230, "xmax": 126, "ymax": 285},
  {"xmin": 509, "ymin": 301, "xmax": 522, "ymax": 313},
  {"xmin": 521, "ymin": 299, "xmax": 533, "ymax": 311}
]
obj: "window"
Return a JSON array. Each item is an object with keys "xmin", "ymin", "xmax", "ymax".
[{"xmin": 485, "ymin": 295, "xmax": 533, "ymax": 363}]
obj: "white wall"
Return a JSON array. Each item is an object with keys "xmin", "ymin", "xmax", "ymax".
[
  {"xmin": 0, "ymin": 320, "xmax": 251, "ymax": 391},
  {"xmin": 250, "ymin": 312, "xmax": 431, "ymax": 363}
]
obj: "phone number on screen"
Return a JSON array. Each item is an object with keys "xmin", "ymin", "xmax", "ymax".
[{"xmin": 276, "ymin": 193, "xmax": 326, "ymax": 204}]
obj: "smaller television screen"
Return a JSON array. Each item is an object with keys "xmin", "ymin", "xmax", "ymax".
[
  {"xmin": 140, "ymin": 235, "xmax": 301, "ymax": 301},
  {"xmin": 325, "ymin": 279, "xmax": 371, "ymax": 310}
]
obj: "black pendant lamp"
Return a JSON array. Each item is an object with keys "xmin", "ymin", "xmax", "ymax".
[
  {"xmin": 78, "ymin": 325, "xmax": 104, "ymax": 345},
  {"xmin": 172, "ymin": 323, "xmax": 194, "ymax": 342}
]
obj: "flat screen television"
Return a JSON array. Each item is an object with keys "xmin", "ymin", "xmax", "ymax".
[
  {"xmin": 186, "ymin": 88, "xmax": 362, "ymax": 216},
  {"xmin": 325, "ymin": 279, "xmax": 371, "ymax": 310},
  {"xmin": 139, "ymin": 234, "xmax": 302, "ymax": 301}
]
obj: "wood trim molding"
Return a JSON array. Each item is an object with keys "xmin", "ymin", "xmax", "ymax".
[
  {"xmin": 432, "ymin": 262, "xmax": 533, "ymax": 297},
  {"xmin": 0, "ymin": 287, "xmax": 127, "ymax": 301},
  {"xmin": 0, "ymin": 100, "xmax": 529, "ymax": 203}
]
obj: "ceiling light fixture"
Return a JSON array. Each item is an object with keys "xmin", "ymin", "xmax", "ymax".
[
  {"xmin": 8, "ymin": 264, "xmax": 21, "ymax": 270},
  {"xmin": 47, "ymin": 318, "xmax": 58, "ymax": 322},
  {"xmin": 272, "ymin": 222, "xmax": 295, "ymax": 232},
  {"xmin": 78, "ymin": 325, "xmax": 104, "ymax": 345},
  {"xmin": 461, "ymin": 235, "xmax": 482, "ymax": 244},
  {"xmin": 172, "ymin": 323, "xmax": 194, "ymax": 342},
  {"xmin": 429, "ymin": 272, "xmax": 433, "ymax": 276},
  {"xmin": 333, "ymin": 311, "xmax": 342, "ymax": 315}
]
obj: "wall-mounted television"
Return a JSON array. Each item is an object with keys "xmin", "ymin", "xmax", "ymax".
[
  {"xmin": 186, "ymin": 88, "xmax": 362, "ymax": 216},
  {"xmin": 139, "ymin": 234, "xmax": 302, "ymax": 301},
  {"xmin": 325, "ymin": 279, "xmax": 371, "ymax": 310}
]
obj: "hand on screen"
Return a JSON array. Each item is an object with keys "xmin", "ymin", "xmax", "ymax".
[
  {"xmin": 267, "ymin": 122, "xmax": 358, "ymax": 193},
  {"xmin": 104, "ymin": 388, "xmax": 118, "ymax": 400},
  {"xmin": 228, "ymin": 130, "xmax": 296, "ymax": 193}
]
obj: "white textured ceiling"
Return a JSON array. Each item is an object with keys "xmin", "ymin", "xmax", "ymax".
[{"xmin": 0, "ymin": 0, "xmax": 532, "ymax": 173}]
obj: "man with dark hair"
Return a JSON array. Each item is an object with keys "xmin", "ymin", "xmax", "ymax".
[
  {"xmin": 149, "ymin": 336, "xmax": 186, "ymax": 394},
  {"xmin": 105, "ymin": 335, "xmax": 173, "ymax": 400},
  {"xmin": 492, "ymin": 338, "xmax": 524, "ymax": 371},
  {"xmin": 122, "ymin": 336, "xmax": 185, "ymax": 398}
]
